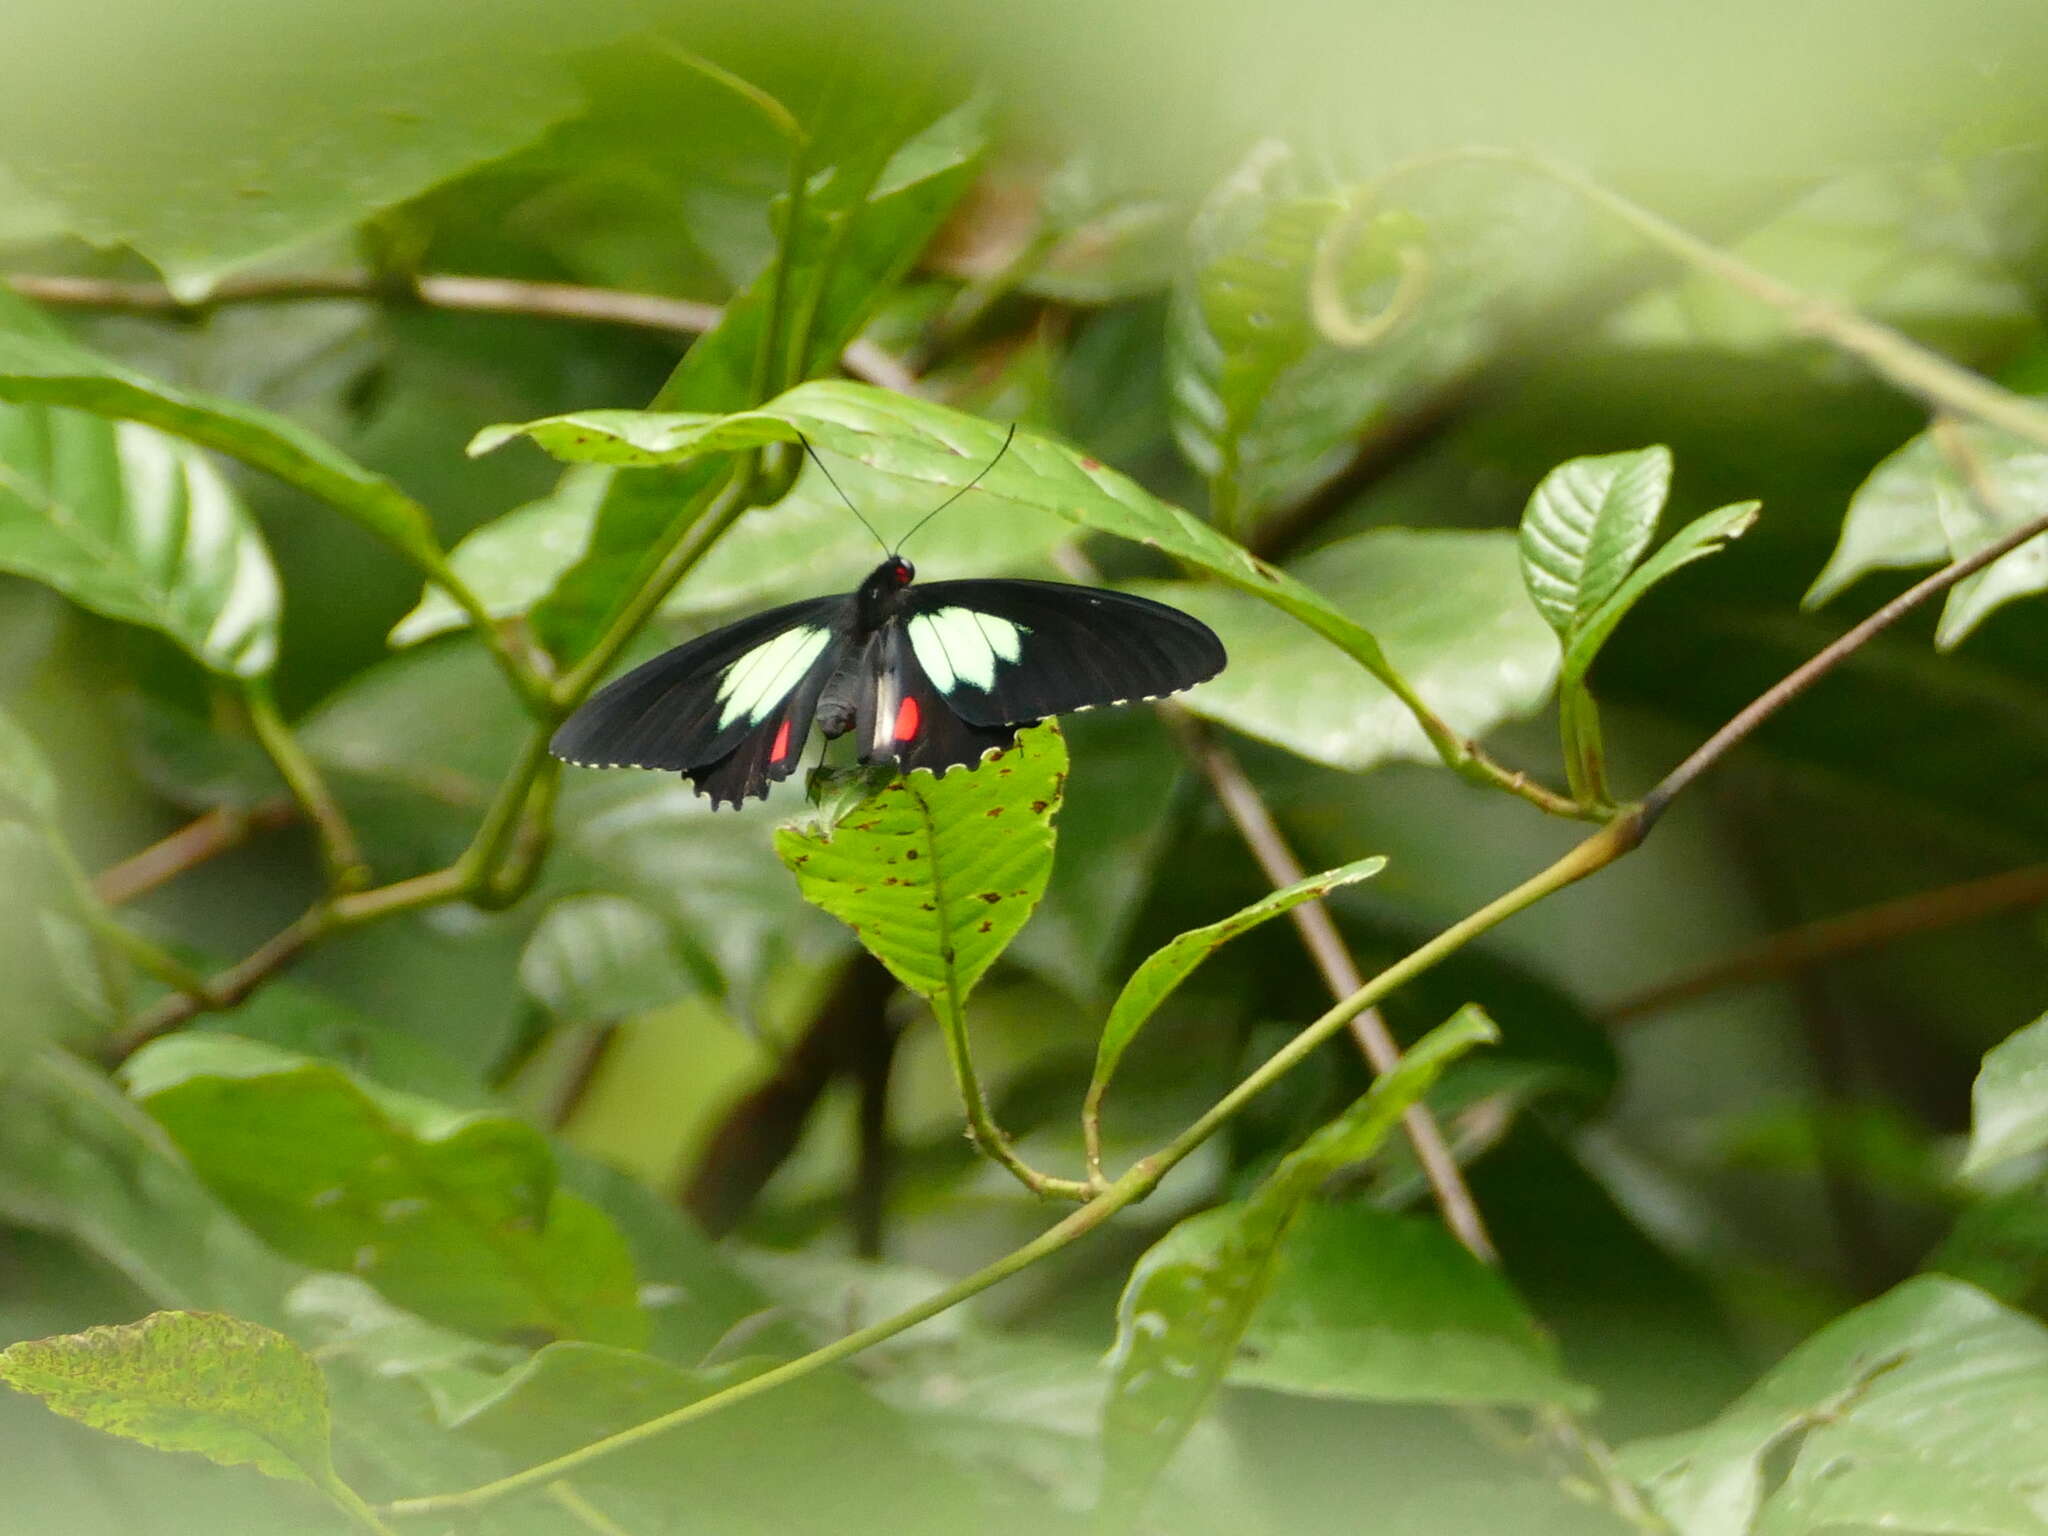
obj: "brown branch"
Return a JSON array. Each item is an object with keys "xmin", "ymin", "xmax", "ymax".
[
  {"xmin": 100, "ymin": 906, "xmax": 332, "ymax": 1063},
  {"xmin": 1163, "ymin": 705, "xmax": 1498, "ymax": 1263},
  {"xmin": 3, "ymin": 272, "xmax": 916, "ymax": 394},
  {"xmin": 92, "ymin": 798, "xmax": 296, "ymax": 906},
  {"xmin": 1639, "ymin": 504, "xmax": 2048, "ymax": 827},
  {"xmin": 1609, "ymin": 860, "xmax": 2048, "ymax": 1026}
]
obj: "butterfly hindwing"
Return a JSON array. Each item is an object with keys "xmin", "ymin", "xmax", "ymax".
[
  {"xmin": 901, "ymin": 579, "xmax": 1226, "ymax": 727},
  {"xmin": 549, "ymin": 594, "xmax": 850, "ymax": 805},
  {"xmin": 854, "ymin": 624, "xmax": 1018, "ymax": 775}
]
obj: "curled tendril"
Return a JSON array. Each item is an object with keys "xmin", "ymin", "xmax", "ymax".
[{"xmin": 1309, "ymin": 196, "xmax": 1431, "ymax": 349}]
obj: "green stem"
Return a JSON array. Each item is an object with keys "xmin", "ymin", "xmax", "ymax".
[
  {"xmin": 321, "ymin": 1471, "xmax": 403, "ymax": 1536},
  {"xmin": 243, "ymin": 679, "xmax": 368, "ymax": 892},
  {"xmin": 1558, "ymin": 681, "xmax": 1611, "ymax": 809},
  {"xmin": 420, "ymin": 556, "xmax": 553, "ymax": 716},
  {"xmin": 382, "ymin": 814, "xmax": 1642, "ymax": 1520},
  {"xmin": 552, "ymin": 470, "xmax": 756, "ymax": 708}
]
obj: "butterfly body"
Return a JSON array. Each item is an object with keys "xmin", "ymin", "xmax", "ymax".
[{"xmin": 552, "ymin": 554, "xmax": 1226, "ymax": 808}]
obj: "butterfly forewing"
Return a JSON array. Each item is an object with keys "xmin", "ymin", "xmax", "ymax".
[
  {"xmin": 903, "ymin": 579, "xmax": 1226, "ymax": 727},
  {"xmin": 548, "ymin": 594, "xmax": 851, "ymax": 804}
]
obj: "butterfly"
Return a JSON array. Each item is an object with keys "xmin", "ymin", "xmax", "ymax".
[{"xmin": 549, "ymin": 430, "xmax": 1228, "ymax": 808}]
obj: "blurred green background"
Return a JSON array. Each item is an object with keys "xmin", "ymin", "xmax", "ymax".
[{"xmin": 5, "ymin": 1, "xmax": 2048, "ymax": 1532}]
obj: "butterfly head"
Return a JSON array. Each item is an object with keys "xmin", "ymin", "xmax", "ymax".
[{"xmin": 857, "ymin": 554, "xmax": 917, "ymax": 626}]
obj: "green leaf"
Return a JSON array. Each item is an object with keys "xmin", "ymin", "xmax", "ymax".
[
  {"xmin": 388, "ymin": 468, "xmax": 608, "ymax": 647},
  {"xmin": 0, "ymin": 1050, "xmax": 305, "ymax": 1320},
  {"xmin": 0, "ymin": 698, "xmax": 57, "ymax": 819},
  {"xmin": 773, "ymin": 722, "xmax": 1065, "ymax": 1006},
  {"xmin": 0, "ymin": 1310, "xmax": 333, "ymax": 1486},
  {"xmin": 1100, "ymin": 1007, "xmax": 1497, "ymax": 1527},
  {"xmin": 1129, "ymin": 530, "xmax": 1558, "ymax": 771},
  {"xmin": 480, "ymin": 380, "xmax": 1431, "ymax": 710},
  {"xmin": 519, "ymin": 893, "xmax": 711, "ymax": 1023},
  {"xmin": 121, "ymin": 1033, "xmax": 647, "ymax": 1348},
  {"xmin": 0, "ymin": 404, "xmax": 280, "ymax": 676},
  {"xmin": 0, "ymin": 289, "xmax": 443, "ymax": 569},
  {"xmin": 1559, "ymin": 500, "xmax": 1761, "ymax": 687},
  {"xmin": 1230, "ymin": 1202, "xmax": 1591, "ymax": 1410},
  {"xmin": 1808, "ymin": 410, "xmax": 2048, "ymax": 648},
  {"xmin": 1088, "ymin": 856, "xmax": 1385, "ymax": 1121},
  {"xmin": 1621, "ymin": 1276, "xmax": 2048, "ymax": 1536},
  {"xmin": 0, "ymin": 10, "xmax": 638, "ymax": 298},
  {"xmin": 1168, "ymin": 142, "xmax": 1343, "ymax": 526},
  {"xmin": 468, "ymin": 408, "xmax": 800, "ymax": 466},
  {"xmin": 449, "ymin": 1340, "xmax": 984, "ymax": 1532},
  {"xmin": 1963, "ymin": 1012, "xmax": 2048, "ymax": 1176},
  {"xmin": 527, "ymin": 99, "xmax": 984, "ymax": 661},
  {"xmin": 1518, "ymin": 445, "xmax": 1673, "ymax": 642}
]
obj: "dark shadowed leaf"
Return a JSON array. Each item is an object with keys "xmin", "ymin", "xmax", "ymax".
[
  {"xmin": 0, "ymin": 1310, "xmax": 334, "ymax": 1486},
  {"xmin": 122, "ymin": 1034, "xmax": 646, "ymax": 1348}
]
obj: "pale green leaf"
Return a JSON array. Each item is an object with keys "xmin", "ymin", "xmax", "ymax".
[
  {"xmin": 1518, "ymin": 445, "xmax": 1673, "ymax": 640},
  {"xmin": 1963, "ymin": 1013, "xmax": 2048, "ymax": 1176},
  {"xmin": 1129, "ymin": 530, "xmax": 1558, "ymax": 771},
  {"xmin": 1088, "ymin": 857, "xmax": 1385, "ymax": 1115},
  {"xmin": 773, "ymin": 722, "xmax": 1065, "ymax": 1005},
  {"xmin": 0, "ymin": 1310, "xmax": 333, "ymax": 1485},
  {"xmin": 1808, "ymin": 411, "xmax": 2048, "ymax": 648},
  {"xmin": 0, "ymin": 289, "xmax": 443, "ymax": 568},
  {"xmin": 122, "ymin": 1033, "xmax": 647, "ymax": 1348},
  {"xmin": 1622, "ymin": 1276, "xmax": 2048, "ymax": 1536},
  {"xmin": 481, "ymin": 379, "xmax": 1429, "ymax": 704},
  {"xmin": 0, "ymin": 698, "xmax": 57, "ymax": 818},
  {"xmin": 0, "ymin": 404, "xmax": 279, "ymax": 675}
]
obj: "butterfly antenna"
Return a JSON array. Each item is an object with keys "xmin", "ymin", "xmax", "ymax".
[
  {"xmin": 896, "ymin": 424, "xmax": 1017, "ymax": 553},
  {"xmin": 793, "ymin": 430, "xmax": 891, "ymax": 555}
]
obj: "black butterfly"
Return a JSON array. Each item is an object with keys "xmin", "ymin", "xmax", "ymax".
[{"xmin": 550, "ymin": 434, "xmax": 1228, "ymax": 808}]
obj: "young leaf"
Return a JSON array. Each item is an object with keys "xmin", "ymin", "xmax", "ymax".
[
  {"xmin": 0, "ymin": 404, "xmax": 280, "ymax": 676},
  {"xmin": 479, "ymin": 380, "xmax": 1429, "ymax": 711},
  {"xmin": 1086, "ymin": 856, "xmax": 1386, "ymax": 1144},
  {"xmin": 1962, "ymin": 1012, "xmax": 2048, "ymax": 1177},
  {"xmin": 527, "ymin": 99, "xmax": 985, "ymax": 662},
  {"xmin": 0, "ymin": 1310, "xmax": 334, "ymax": 1486},
  {"xmin": 773, "ymin": 722, "xmax": 1065, "ymax": 1007},
  {"xmin": 1519, "ymin": 445, "xmax": 1673, "ymax": 641},
  {"xmin": 1621, "ymin": 1276, "xmax": 2048, "ymax": 1536},
  {"xmin": 1559, "ymin": 500, "xmax": 1761, "ymax": 688},
  {"xmin": 1809, "ymin": 410, "xmax": 2048, "ymax": 648},
  {"xmin": 121, "ymin": 1033, "xmax": 648, "ymax": 1348},
  {"xmin": 1125, "ymin": 530, "xmax": 1559, "ymax": 772},
  {"xmin": 0, "ymin": 288, "xmax": 443, "ymax": 568},
  {"xmin": 1167, "ymin": 142, "xmax": 1343, "ymax": 527},
  {"xmin": 1099, "ymin": 1007, "xmax": 1497, "ymax": 1528}
]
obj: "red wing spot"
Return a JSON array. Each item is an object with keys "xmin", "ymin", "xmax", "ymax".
[
  {"xmin": 893, "ymin": 694, "xmax": 921, "ymax": 742},
  {"xmin": 770, "ymin": 718, "xmax": 793, "ymax": 763}
]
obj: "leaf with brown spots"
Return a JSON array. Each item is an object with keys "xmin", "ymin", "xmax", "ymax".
[{"xmin": 774, "ymin": 722, "xmax": 1065, "ymax": 1011}]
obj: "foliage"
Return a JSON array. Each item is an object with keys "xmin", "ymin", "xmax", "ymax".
[{"xmin": 3, "ymin": 10, "xmax": 2048, "ymax": 1536}]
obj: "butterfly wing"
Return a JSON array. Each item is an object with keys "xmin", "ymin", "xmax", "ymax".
[
  {"xmin": 900, "ymin": 579, "xmax": 1226, "ymax": 727},
  {"xmin": 550, "ymin": 595, "xmax": 851, "ymax": 808},
  {"xmin": 853, "ymin": 624, "xmax": 1018, "ymax": 774}
]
